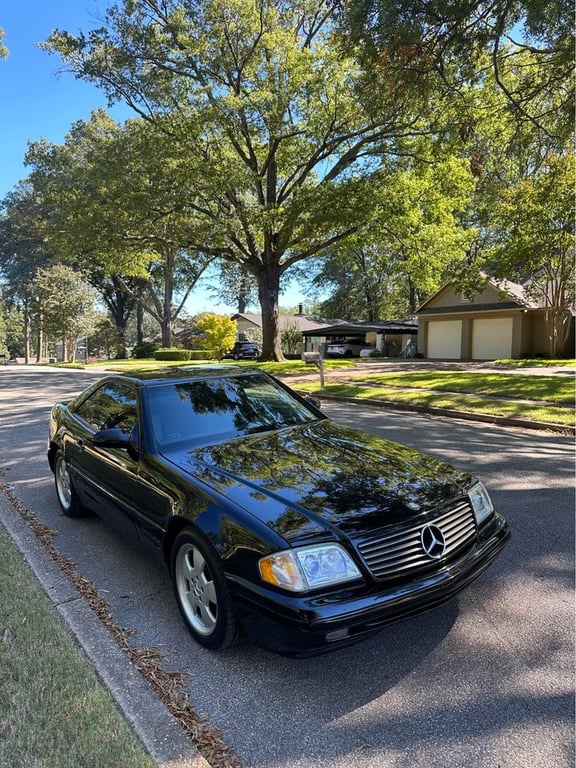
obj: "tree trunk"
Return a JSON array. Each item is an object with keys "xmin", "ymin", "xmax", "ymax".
[
  {"xmin": 137, "ymin": 299, "xmax": 144, "ymax": 344},
  {"xmin": 257, "ymin": 262, "xmax": 284, "ymax": 361},
  {"xmin": 35, "ymin": 310, "xmax": 43, "ymax": 364},
  {"xmin": 23, "ymin": 299, "xmax": 30, "ymax": 365},
  {"xmin": 237, "ymin": 267, "xmax": 251, "ymax": 314}
]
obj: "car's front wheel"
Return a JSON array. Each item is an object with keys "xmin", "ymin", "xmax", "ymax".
[
  {"xmin": 171, "ymin": 528, "xmax": 239, "ymax": 650},
  {"xmin": 54, "ymin": 451, "xmax": 85, "ymax": 517}
]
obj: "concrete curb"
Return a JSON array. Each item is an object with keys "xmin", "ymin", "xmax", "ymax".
[{"xmin": 0, "ymin": 490, "xmax": 210, "ymax": 768}]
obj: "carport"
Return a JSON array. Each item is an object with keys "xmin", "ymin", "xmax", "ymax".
[{"xmin": 302, "ymin": 320, "xmax": 418, "ymax": 356}]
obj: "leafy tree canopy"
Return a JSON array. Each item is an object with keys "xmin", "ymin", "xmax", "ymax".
[
  {"xmin": 340, "ymin": 0, "xmax": 574, "ymax": 138},
  {"xmin": 31, "ymin": 264, "xmax": 97, "ymax": 361},
  {"xmin": 43, "ymin": 0, "xmax": 451, "ymax": 359}
]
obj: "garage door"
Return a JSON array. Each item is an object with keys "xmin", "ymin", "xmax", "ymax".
[
  {"xmin": 472, "ymin": 318, "xmax": 513, "ymax": 359},
  {"xmin": 427, "ymin": 320, "xmax": 462, "ymax": 359}
]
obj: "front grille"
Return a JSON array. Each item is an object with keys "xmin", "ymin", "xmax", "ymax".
[{"xmin": 356, "ymin": 500, "xmax": 477, "ymax": 580}]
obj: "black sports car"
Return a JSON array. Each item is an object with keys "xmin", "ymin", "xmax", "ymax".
[{"xmin": 48, "ymin": 366, "xmax": 510, "ymax": 656}]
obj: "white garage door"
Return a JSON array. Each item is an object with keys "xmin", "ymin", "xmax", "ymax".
[
  {"xmin": 472, "ymin": 317, "xmax": 513, "ymax": 359},
  {"xmin": 427, "ymin": 320, "xmax": 462, "ymax": 359}
]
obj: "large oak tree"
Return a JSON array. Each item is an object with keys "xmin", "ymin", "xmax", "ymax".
[{"xmin": 45, "ymin": 0, "xmax": 444, "ymax": 359}]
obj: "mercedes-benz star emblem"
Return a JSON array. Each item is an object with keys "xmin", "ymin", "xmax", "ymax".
[{"xmin": 420, "ymin": 524, "xmax": 447, "ymax": 559}]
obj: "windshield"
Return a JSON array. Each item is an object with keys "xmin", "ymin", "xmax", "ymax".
[{"xmin": 147, "ymin": 372, "xmax": 318, "ymax": 446}]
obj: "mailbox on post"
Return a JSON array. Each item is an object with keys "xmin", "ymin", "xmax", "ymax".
[{"xmin": 301, "ymin": 350, "xmax": 325, "ymax": 387}]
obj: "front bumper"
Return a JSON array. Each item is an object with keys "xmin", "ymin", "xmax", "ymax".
[{"xmin": 229, "ymin": 513, "xmax": 510, "ymax": 656}]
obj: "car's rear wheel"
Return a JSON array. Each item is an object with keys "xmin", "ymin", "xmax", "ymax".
[
  {"xmin": 171, "ymin": 528, "xmax": 239, "ymax": 650},
  {"xmin": 54, "ymin": 451, "xmax": 85, "ymax": 517}
]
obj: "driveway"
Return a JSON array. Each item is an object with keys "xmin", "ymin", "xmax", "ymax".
[{"xmin": 0, "ymin": 367, "xmax": 573, "ymax": 768}]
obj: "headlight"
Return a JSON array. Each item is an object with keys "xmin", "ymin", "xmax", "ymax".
[
  {"xmin": 259, "ymin": 543, "xmax": 362, "ymax": 592},
  {"xmin": 468, "ymin": 481, "xmax": 494, "ymax": 526}
]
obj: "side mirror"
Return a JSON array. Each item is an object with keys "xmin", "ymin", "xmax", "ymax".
[
  {"xmin": 305, "ymin": 396, "xmax": 322, "ymax": 411},
  {"xmin": 93, "ymin": 428, "xmax": 134, "ymax": 449}
]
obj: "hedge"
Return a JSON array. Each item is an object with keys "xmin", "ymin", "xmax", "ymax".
[{"xmin": 154, "ymin": 348, "xmax": 191, "ymax": 361}]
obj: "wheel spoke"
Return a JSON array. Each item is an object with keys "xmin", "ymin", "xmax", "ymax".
[
  {"xmin": 192, "ymin": 549, "xmax": 206, "ymax": 579},
  {"xmin": 180, "ymin": 551, "xmax": 195, "ymax": 582},
  {"xmin": 202, "ymin": 577, "xmax": 217, "ymax": 605},
  {"xmin": 198, "ymin": 599, "xmax": 217, "ymax": 630}
]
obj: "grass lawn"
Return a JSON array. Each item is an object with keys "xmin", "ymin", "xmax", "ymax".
[
  {"xmin": 350, "ymin": 371, "xmax": 575, "ymax": 404},
  {"xmin": 297, "ymin": 381, "xmax": 575, "ymax": 427},
  {"xmin": 0, "ymin": 523, "xmax": 156, "ymax": 768}
]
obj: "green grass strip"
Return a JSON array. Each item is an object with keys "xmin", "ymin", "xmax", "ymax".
[
  {"xmin": 0, "ymin": 524, "xmax": 156, "ymax": 768},
  {"xmin": 298, "ymin": 382, "xmax": 575, "ymax": 427},
  {"xmin": 350, "ymin": 371, "xmax": 574, "ymax": 405}
]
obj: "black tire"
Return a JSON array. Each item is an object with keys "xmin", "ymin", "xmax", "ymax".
[
  {"xmin": 54, "ymin": 451, "xmax": 85, "ymax": 518},
  {"xmin": 171, "ymin": 528, "xmax": 239, "ymax": 650}
]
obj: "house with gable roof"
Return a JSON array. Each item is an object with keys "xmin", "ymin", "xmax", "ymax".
[{"xmin": 415, "ymin": 275, "xmax": 575, "ymax": 360}]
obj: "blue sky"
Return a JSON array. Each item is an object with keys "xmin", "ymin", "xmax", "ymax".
[
  {"xmin": 0, "ymin": 2, "xmax": 309, "ymax": 313},
  {"xmin": 0, "ymin": 1, "xmax": 122, "ymax": 200}
]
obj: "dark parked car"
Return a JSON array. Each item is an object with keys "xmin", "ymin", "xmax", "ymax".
[
  {"xmin": 224, "ymin": 341, "xmax": 260, "ymax": 360},
  {"xmin": 48, "ymin": 367, "xmax": 510, "ymax": 656}
]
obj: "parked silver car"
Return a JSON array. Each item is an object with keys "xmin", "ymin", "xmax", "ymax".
[{"xmin": 326, "ymin": 339, "xmax": 369, "ymax": 358}]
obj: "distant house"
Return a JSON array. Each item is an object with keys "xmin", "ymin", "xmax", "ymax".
[
  {"xmin": 231, "ymin": 312, "xmax": 349, "ymax": 352},
  {"xmin": 232, "ymin": 313, "xmax": 419, "ymax": 356},
  {"xmin": 415, "ymin": 276, "xmax": 575, "ymax": 360}
]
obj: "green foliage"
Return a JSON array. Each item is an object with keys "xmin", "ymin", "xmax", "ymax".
[
  {"xmin": 31, "ymin": 264, "xmax": 97, "ymax": 362},
  {"xmin": 0, "ymin": 307, "xmax": 8, "ymax": 358},
  {"xmin": 1, "ymin": 302, "xmax": 23, "ymax": 357},
  {"xmin": 312, "ymin": 153, "xmax": 476, "ymax": 317},
  {"xmin": 280, "ymin": 322, "xmax": 303, "ymax": 356},
  {"xmin": 341, "ymin": 0, "xmax": 574, "ymax": 137},
  {"xmin": 25, "ymin": 113, "xmax": 214, "ymax": 348},
  {"xmin": 195, "ymin": 313, "xmax": 238, "ymax": 361},
  {"xmin": 154, "ymin": 348, "xmax": 191, "ymax": 361},
  {"xmin": 132, "ymin": 341, "xmax": 160, "ymax": 359},
  {"xmin": 0, "ymin": 184, "xmax": 53, "ymax": 304},
  {"xmin": 43, "ymin": 0, "xmax": 445, "ymax": 360},
  {"xmin": 490, "ymin": 150, "xmax": 575, "ymax": 357}
]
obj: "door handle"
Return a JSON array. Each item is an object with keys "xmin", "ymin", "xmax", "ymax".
[{"xmin": 74, "ymin": 439, "xmax": 85, "ymax": 451}]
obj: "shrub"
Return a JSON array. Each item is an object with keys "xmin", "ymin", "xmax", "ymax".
[
  {"xmin": 132, "ymin": 341, "xmax": 159, "ymax": 359},
  {"xmin": 195, "ymin": 313, "xmax": 238, "ymax": 360},
  {"xmin": 154, "ymin": 348, "xmax": 191, "ymax": 361},
  {"xmin": 188, "ymin": 350, "xmax": 212, "ymax": 360}
]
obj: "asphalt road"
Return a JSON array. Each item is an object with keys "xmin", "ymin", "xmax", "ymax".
[{"xmin": 0, "ymin": 367, "xmax": 574, "ymax": 768}]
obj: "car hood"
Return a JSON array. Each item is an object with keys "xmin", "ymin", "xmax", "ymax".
[{"xmin": 161, "ymin": 419, "xmax": 471, "ymax": 541}]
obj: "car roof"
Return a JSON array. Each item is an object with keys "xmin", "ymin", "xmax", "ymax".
[{"xmin": 109, "ymin": 365, "xmax": 258, "ymax": 386}]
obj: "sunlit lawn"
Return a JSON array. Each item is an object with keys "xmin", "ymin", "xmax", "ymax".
[{"xmin": 350, "ymin": 371, "xmax": 574, "ymax": 404}]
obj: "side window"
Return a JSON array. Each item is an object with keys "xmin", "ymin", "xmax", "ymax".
[{"xmin": 74, "ymin": 382, "xmax": 139, "ymax": 436}]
